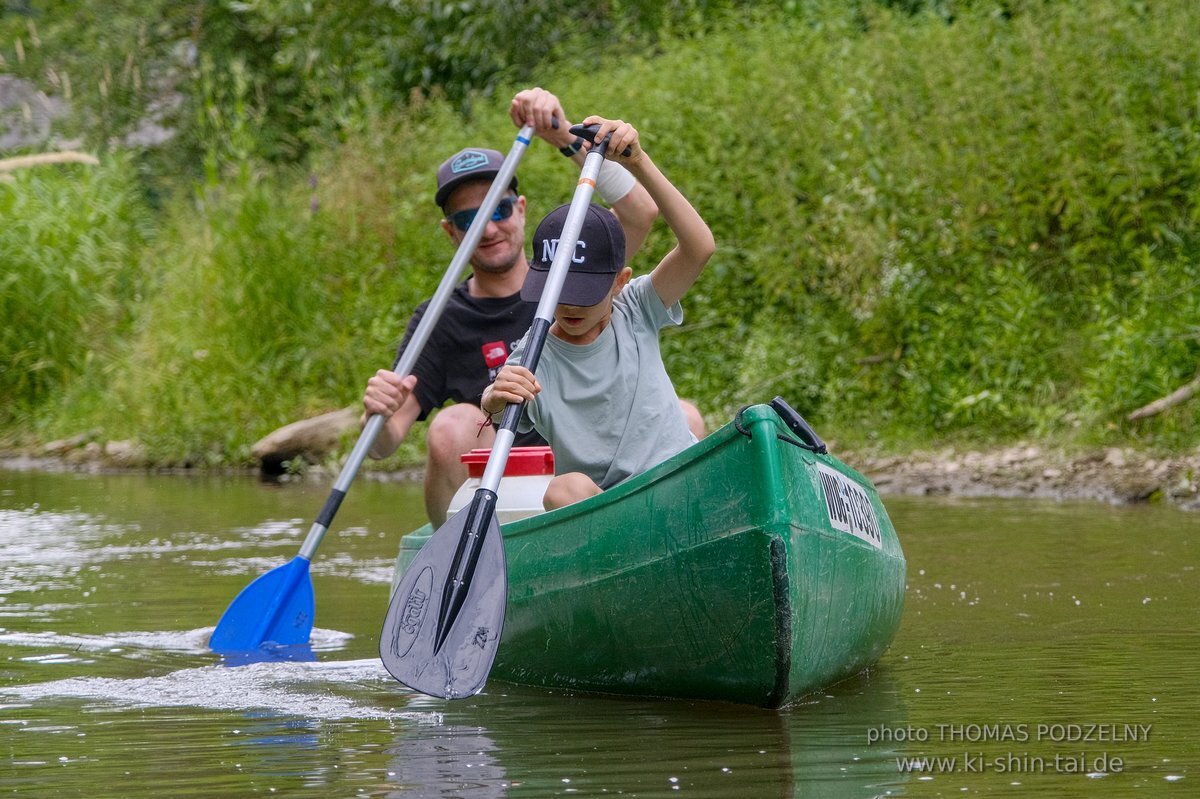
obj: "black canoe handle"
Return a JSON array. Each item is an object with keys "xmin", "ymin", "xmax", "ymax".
[
  {"xmin": 569, "ymin": 123, "xmax": 635, "ymax": 158},
  {"xmin": 770, "ymin": 397, "xmax": 828, "ymax": 454}
]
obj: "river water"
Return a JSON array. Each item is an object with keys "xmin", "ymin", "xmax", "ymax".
[{"xmin": 0, "ymin": 467, "xmax": 1195, "ymax": 797}]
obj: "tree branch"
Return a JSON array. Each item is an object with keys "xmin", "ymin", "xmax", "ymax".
[
  {"xmin": 0, "ymin": 152, "xmax": 100, "ymax": 172},
  {"xmin": 1127, "ymin": 370, "xmax": 1200, "ymax": 421}
]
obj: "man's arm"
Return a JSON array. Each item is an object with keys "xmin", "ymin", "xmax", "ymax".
[
  {"xmin": 607, "ymin": 169, "xmax": 658, "ymax": 262},
  {"xmin": 510, "ymin": 87, "xmax": 659, "ymax": 261}
]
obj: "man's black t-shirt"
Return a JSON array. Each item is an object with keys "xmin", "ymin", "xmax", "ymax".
[{"xmin": 397, "ymin": 280, "xmax": 546, "ymax": 446}]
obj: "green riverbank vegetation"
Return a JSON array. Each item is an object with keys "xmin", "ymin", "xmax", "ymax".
[{"xmin": 2, "ymin": 0, "xmax": 1198, "ymax": 468}]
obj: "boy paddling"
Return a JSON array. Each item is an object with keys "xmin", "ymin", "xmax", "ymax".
[{"xmin": 482, "ymin": 116, "xmax": 715, "ymax": 510}]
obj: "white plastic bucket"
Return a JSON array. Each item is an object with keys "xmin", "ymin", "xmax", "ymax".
[{"xmin": 446, "ymin": 446, "xmax": 555, "ymax": 524}]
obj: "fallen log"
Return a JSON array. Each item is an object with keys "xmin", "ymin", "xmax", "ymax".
[{"xmin": 251, "ymin": 406, "xmax": 360, "ymax": 472}]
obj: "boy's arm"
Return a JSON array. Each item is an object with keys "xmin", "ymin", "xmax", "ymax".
[
  {"xmin": 481, "ymin": 364, "xmax": 541, "ymax": 417},
  {"xmin": 582, "ymin": 116, "xmax": 715, "ymax": 308},
  {"xmin": 607, "ymin": 176, "xmax": 658, "ymax": 262},
  {"xmin": 637, "ymin": 153, "xmax": 716, "ymax": 309}
]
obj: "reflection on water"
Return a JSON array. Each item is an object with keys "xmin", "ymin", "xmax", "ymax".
[
  {"xmin": 0, "ymin": 468, "xmax": 1196, "ymax": 796},
  {"xmin": 385, "ymin": 726, "xmax": 507, "ymax": 798},
  {"xmin": 374, "ymin": 668, "xmax": 910, "ymax": 799}
]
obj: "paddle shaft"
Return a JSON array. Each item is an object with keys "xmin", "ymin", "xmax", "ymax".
[
  {"xmin": 432, "ymin": 139, "xmax": 611, "ymax": 652},
  {"xmin": 488, "ymin": 142, "xmax": 610, "ymax": 486},
  {"xmin": 491, "ymin": 138, "xmax": 610, "ymax": 484},
  {"xmin": 295, "ymin": 125, "xmax": 536, "ymax": 562}
]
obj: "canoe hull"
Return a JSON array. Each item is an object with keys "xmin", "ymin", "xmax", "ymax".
[{"xmin": 395, "ymin": 403, "xmax": 905, "ymax": 707}]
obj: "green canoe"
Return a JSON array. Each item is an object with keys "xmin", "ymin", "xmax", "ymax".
[{"xmin": 392, "ymin": 400, "xmax": 906, "ymax": 708}]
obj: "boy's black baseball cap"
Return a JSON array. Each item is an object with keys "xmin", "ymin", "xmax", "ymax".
[{"xmin": 523, "ymin": 203, "xmax": 627, "ymax": 307}]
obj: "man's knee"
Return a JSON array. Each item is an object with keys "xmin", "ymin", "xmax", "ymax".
[
  {"xmin": 423, "ymin": 404, "xmax": 496, "ymax": 527},
  {"xmin": 426, "ymin": 404, "xmax": 491, "ymax": 464},
  {"xmin": 680, "ymin": 399, "xmax": 706, "ymax": 439}
]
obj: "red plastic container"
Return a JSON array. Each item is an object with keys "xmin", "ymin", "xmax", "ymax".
[{"xmin": 447, "ymin": 446, "xmax": 556, "ymax": 523}]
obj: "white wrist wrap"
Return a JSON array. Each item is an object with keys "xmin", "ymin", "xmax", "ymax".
[{"xmin": 595, "ymin": 160, "xmax": 638, "ymax": 204}]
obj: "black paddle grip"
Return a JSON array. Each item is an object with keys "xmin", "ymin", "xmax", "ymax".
[
  {"xmin": 569, "ymin": 123, "xmax": 633, "ymax": 158},
  {"xmin": 315, "ymin": 488, "xmax": 347, "ymax": 528},
  {"xmin": 498, "ymin": 404, "xmax": 522, "ymax": 435}
]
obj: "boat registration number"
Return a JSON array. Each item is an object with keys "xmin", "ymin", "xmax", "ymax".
[{"xmin": 817, "ymin": 464, "xmax": 882, "ymax": 549}]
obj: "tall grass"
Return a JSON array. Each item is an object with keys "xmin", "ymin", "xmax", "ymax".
[
  {"xmin": 56, "ymin": 98, "xmax": 469, "ymax": 464},
  {"xmin": 0, "ymin": 159, "xmax": 150, "ymax": 435},
  {"xmin": 633, "ymin": 0, "xmax": 1200, "ymax": 448}
]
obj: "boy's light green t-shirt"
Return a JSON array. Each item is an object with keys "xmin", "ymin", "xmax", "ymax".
[{"xmin": 509, "ymin": 275, "xmax": 696, "ymax": 489}]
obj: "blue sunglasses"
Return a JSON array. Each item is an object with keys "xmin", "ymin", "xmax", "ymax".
[{"xmin": 448, "ymin": 196, "xmax": 517, "ymax": 232}]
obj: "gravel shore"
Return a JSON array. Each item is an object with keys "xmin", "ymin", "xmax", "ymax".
[
  {"xmin": 4, "ymin": 443, "xmax": 1198, "ymax": 512},
  {"xmin": 848, "ymin": 444, "xmax": 1200, "ymax": 511}
]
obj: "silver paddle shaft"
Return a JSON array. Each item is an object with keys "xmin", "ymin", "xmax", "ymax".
[{"xmin": 297, "ymin": 125, "xmax": 537, "ymax": 561}]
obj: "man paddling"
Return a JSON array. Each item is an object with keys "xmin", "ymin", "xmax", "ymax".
[{"xmin": 362, "ymin": 87, "xmax": 704, "ymax": 527}]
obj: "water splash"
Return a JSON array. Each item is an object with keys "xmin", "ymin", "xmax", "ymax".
[
  {"xmin": 0, "ymin": 626, "xmax": 353, "ymax": 654},
  {"xmin": 1, "ymin": 657, "xmax": 438, "ymax": 722}
]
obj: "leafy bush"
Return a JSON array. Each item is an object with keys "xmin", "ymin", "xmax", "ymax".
[{"xmin": 1, "ymin": 1, "xmax": 998, "ymax": 168}]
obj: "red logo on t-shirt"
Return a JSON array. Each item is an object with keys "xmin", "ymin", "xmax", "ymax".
[{"xmin": 482, "ymin": 340, "xmax": 508, "ymax": 368}]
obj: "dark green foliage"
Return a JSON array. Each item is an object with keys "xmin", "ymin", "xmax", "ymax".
[{"xmin": 2, "ymin": 1, "xmax": 995, "ymax": 169}]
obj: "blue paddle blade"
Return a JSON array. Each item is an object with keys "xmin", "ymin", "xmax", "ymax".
[
  {"xmin": 379, "ymin": 504, "xmax": 507, "ymax": 699},
  {"xmin": 209, "ymin": 556, "xmax": 315, "ymax": 652}
]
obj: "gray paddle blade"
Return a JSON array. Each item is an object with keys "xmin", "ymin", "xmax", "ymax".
[{"xmin": 379, "ymin": 507, "xmax": 507, "ymax": 698}]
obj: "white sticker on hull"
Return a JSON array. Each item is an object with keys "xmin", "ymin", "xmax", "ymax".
[{"xmin": 817, "ymin": 464, "xmax": 883, "ymax": 549}]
